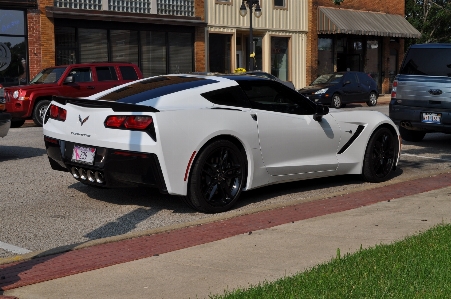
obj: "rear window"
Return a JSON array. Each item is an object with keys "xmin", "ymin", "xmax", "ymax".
[
  {"xmin": 119, "ymin": 66, "xmax": 139, "ymax": 80},
  {"xmin": 201, "ymin": 86, "xmax": 249, "ymax": 107},
  {"xmin": 400, "ymin": 47, "xmax": 451, "ymax": 76},
  {"xmin": 96, "ymin": 66, "xmax": 118, "ymax": 81}
]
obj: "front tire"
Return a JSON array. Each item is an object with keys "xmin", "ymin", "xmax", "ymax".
[
  {"xmin": 331, "ymin": 93, "xmax": 342, "ymax": 109},
  {"xmin": 366, "ymin": 91, "xmax": 378, "ymax": 106},
  {"xmin": 362, "ymin": 127, "xmax": 398, "ymax": 183},
  {"xmin": 186, "ymin": 140, "xmax": 246, "ymax": 213},
  {"xmin": 32, "ymin": 99, "xmax": 51, "ymax": 127}
]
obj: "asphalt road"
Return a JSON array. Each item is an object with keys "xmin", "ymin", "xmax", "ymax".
[{"xmin": 1, "ymin": 104, "xmax": 450, "ymax": 260}]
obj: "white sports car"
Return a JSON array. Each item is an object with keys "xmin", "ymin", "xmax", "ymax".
[{"xmin": 43, "ymin": 74, "xmax": 400, "ymax": 213}]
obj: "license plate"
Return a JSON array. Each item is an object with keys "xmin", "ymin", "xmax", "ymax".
[
  {"xmin": 422, "ymin": 112, "xmax": 441, "ymax": 124},
  {"xmin": 72, "ymin": 145, "xmax": 96, "ymax": 165}
]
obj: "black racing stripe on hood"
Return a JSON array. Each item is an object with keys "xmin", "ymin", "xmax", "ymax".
[
  {"xmin": 52, "ymin": 96, "xmax": 159, "ymax": 112},
  {"xmin": 98, "ymin": 76, "xmax": 219, "ymax": 104},
  {"xmin": 337, "ymin": 125, "xmax": 365, "ymax": 154}
]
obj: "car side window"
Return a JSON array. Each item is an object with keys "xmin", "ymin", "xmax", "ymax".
[
  {"xmin": 238, "ymin": 80, "xmax": 315, "ymax": 115},
  {"xmin": 201, "ymin": 86, "xmax": 250, "ymax": 108},
  {"xmin": 120, "ymin": 66, "xmax": 138, "ymax": 80},
  {"xmin": 343, "ymin": 73, "xmax": 357, "ymax": 85},
  {"xmin": 96, "ymin": 66, "xmax": 118, "ymax": 81},
  {"xmin": 69, "ymin": 68, "xmax": 92, "ymax": 82}
]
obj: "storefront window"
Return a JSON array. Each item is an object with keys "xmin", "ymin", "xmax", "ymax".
[
  {"xmin": 0, "ymin": 9, "xmax": 27, "ymax": 86},
  {"xmin": 317, "ymin": 38, "xmax": 333, "ymax": 75},
  {"xmin": 365, "ymin": 39, "xmax": 380, "ymax": 89},
  {"xmin": 79, "ymin": 28, "xmax": 108, "ymax": 63},
  {"xmin": 168, "ymin": 32, "xmax": 192, "ymax": 74},
  {"xmin": 271, "ymin": 36, "xmax": 289, "ymax": 81},
  {"xmin": 56, "ymin": 27, "xmax": 77, "ymax": 65},
  {"xmin": 111, "ymin": 30, "xmax": 139, "ymax": 65},
  {"xmin": 141, "ymin": 31, "xmax": 166, "ymax": 77},
  {"xmin": 209, "ymin": 33, "xmax": 231, "ymax": 73}
]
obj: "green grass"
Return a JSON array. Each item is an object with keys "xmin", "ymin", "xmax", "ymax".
[{"xmin": 211, "ymin": 224, "xmax": 451, "ymax": 299}]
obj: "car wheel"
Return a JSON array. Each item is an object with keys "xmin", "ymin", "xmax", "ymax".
[
  {"xmin": 32, "ymin": 99, "xmax": 51, "ymax": 127},
  {"xmin": 362, "ymin": 127, "xmax": 398, "ymax": 183},
  {"xmin": 366, "ymin": 92, "xmax": 378, "ymax": 106},
  {"xmin": 331, "ymin": 94, "xmax": 342, "ymax": 109},
  {"xmin": 186, "ymin": 140, "xmax": 246, "ymax": 213},
  {"xmin": 399, "ymin": 126, "xmax": 425, "ymax": 142},
  {"xmin": 10, "ymin": 119, "xmax": 25, "ymax": 128}
]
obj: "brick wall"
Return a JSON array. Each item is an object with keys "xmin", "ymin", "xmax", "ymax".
[
  {"xmin": 194, "ymin": 0, "xmax": 206, "ymax": 72},
  {"xmin": 38, "ymin": 0, "xmax": 55, "ymax": 71},
  {"xmin": 27, "ymin": 9, "xmax": 41, "ymax": 78},
  {"xmin": 307, "ymin": 0, "xmax": 406, "ymax": 93}
]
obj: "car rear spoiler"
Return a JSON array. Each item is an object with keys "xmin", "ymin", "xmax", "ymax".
[{"xmin": 51, "ymin": 96, "xmax": 160, "ymax": 113}]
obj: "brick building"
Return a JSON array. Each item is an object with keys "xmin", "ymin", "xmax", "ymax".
[
  {"xmin": 0, "ymin": 0, "xmax": 206, "ymax": 85},
  {"xmin": 307, "ymin": 0, "xmax": 421, "ymax": 94}
]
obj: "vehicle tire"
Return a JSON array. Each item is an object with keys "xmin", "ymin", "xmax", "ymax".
[
  {"xmin": 362, "ymin": 127, "xmax": 398, "ymax": 183},
  {"xmin": 331, "ymin": 94, "xmax": 342, "ymax": 109},
  {"xmin": 399, "ymin": 126, "xmax": 425, "ymax": 142},
  {"xmin": 366, "ymin": 91, "xmax": 378, "ymax": 106},
  {"xmin": 10, "ymin": 119, "xmax": 25, "ymax": 128},
  {"xmin": 186, "ymin": 140, "xmax": 247, "ymax": 213},
  {"xmin": 32, "ymin": 99, "xmax": 51, "ymax": 127}
]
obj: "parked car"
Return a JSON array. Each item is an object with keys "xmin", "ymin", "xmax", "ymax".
[
  {"xmin": 245, "ymin": 71, "xmax": 296, "ymax": 89},
  {"xmin": 0, "ymin": 89, "xmax": 11, "ymax": 138},
  {"xmin": 298, "ymin": 71, "xmax": 379, "ymax": 109},
  {"xmin": 389, "ymin": 43, "xmax": 451, "ymax": 142},
  {"xmin": 3, "ymin": 62, "xmax": 143, "ymax": 127},
  {"xmin": 43, "ymin": 74, "xmax": 400, "ymax": 213}
]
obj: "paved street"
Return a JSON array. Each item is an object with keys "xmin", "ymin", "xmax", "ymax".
[{"xmin": 1, "ymin": 104, "xmax": 451, "ymax": 261}]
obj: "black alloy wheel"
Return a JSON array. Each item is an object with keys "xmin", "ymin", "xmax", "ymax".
[
  {"xmin": 187, "ymin": 140, "xmax": 246, "ymax": 213},
  {"xmin": 362, "ymin": 127, "xmax": 398, "ymax": 183},
  {"xmin": 32, "ymin": 99, "xmax": 51, "ymax": 127}
]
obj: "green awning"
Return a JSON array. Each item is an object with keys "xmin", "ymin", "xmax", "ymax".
[{"xmin": 318, "ymin": 7, "xmax": 421, "ymax": 38}]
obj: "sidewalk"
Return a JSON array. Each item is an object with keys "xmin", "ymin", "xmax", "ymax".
[{"xmin": 1, "ymin": 172, "xmax": 450, "ymax": 299}]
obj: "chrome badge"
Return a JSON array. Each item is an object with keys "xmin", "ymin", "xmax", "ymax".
[{"xmin": 79, "ymin": 115, "xmax": 89, "ymax": 126}]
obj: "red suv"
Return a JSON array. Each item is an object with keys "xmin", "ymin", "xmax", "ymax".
[{"xmin": 3, "ymin": 62, "xmax": 143, "ymax": 127}]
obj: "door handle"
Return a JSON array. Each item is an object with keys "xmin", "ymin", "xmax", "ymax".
[
  {"xmin": 87, "ymin": 86, "xmax": 95, "ymax": 89},
  {"xmin": 251, "ymin": 114, "xmax": 257, "ymax": 121}
]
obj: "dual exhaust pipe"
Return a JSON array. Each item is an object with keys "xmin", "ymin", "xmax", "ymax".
[
  {"xmin": 71, "ymin": 166, "xmax": 105, "ymax": 184},
  {"xmin": 400, "ymin": 121, "xmax": 413, "ymax": 129}
]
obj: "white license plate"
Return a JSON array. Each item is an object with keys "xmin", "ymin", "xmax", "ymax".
[
  {"xmin": 72, "ymin": 145, "xmax": 96, "ymax": 165},
  {"xmin": 422, "ymin": 112, "xmax": 441, "ymax": 124}
]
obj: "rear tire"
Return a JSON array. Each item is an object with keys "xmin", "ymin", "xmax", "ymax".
[
  {"xmin": 32, "ymin": 99, "xmax": 51, "ymax": 127},
  {"xmin": 366, "ymin": 91, "xmax": 378, "ymax": 106},
  {"xmin": 186, "ymin": 140, "xmax": 246, "ymax": 213},
  {"xmin": 331, "ymin": 94, "xmax": 342, "ymax": 109},
  {"xmin": 399, "ymin": 126, "xmax": 425, "ymax": 142},
  {"xmin": 362, "ymin": 127, "xmax": 398, "ymax": 183},
  {"xmin": 10, "ymin": 119, "xmax": 25, "ymax": 128}
]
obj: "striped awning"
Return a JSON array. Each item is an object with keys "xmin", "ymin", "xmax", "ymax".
[{"xmin": 318, "ymin": 7, "xmax": 421, "ymax": 38}]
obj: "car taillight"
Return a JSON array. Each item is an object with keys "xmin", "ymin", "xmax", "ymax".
[
  {"xmin": 49, "ymin": 104, "xmax": 67, "ymax": 121},
  {"xmin": 105, "ymin": 115, "xmax": 153, "ymax": 130},
  {"xmin": 391, "ymin": 80, "xmax": 398, "ymax": 99}
]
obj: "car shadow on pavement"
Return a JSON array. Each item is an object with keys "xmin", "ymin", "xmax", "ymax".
[{"xmin": 0, "ymin": 146, "xmax": 46, "ymax": 161}]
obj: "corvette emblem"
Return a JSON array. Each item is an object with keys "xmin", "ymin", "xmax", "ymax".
[{"xmin": 79, "ymin": 115, "xmax": 89, "ymax": 126}]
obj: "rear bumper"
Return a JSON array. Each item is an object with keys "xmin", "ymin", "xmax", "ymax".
[
  {"xmin": 0, "ymin": 112, "xmax": 11, "ymax": 137},
  {"xmin": 389, "ymin": 100, "xmax": 451, "ymax": 133},
  {"xmin": 44, "ymin": 136, "xmax": 167, "ymax": 192}
]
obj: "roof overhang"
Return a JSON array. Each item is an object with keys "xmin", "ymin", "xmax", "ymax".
[
  {"xmin": 318, "ymin": 7, "xmax": 421, "ymax": 38},
  {"xmin": 0, "ymin": 0, "xmax": 37, "ymax": 9},
  {"xmin": 45, "ymin": 6, "xmax": 207, "ymax": 27}
]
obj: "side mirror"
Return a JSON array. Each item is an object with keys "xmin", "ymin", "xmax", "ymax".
[
  {"xmin": 64, "ymin": 76, "xmax": 74, "ymax": 84},
  {"xmin": 313, "ymin": 104, "xmax": 329, "ymax": 122}
]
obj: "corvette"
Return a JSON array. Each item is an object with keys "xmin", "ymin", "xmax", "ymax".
[{"xmin": 43, "ymin": 74, "xmax": 400, "ymax": 213}]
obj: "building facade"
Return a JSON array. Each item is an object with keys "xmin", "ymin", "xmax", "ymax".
[
  {"xmin": 206, "ymin": 0, "xmax": 308, "ymax": 89},
  {"xmin": 1, "ymin": 0, "xmax": 207, "ymax": 85},
  {"xmin": 307, "ymin": 0, "xmax": 421, "ymax": 94}
]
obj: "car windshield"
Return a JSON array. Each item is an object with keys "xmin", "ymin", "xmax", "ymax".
[
  {"xmin": 311, "ymin": 73, "xmax": 343, "ymax": 85},
  {"xmin": 30, "ymin": 67, "xmax": 67, "ymax": 84}
]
